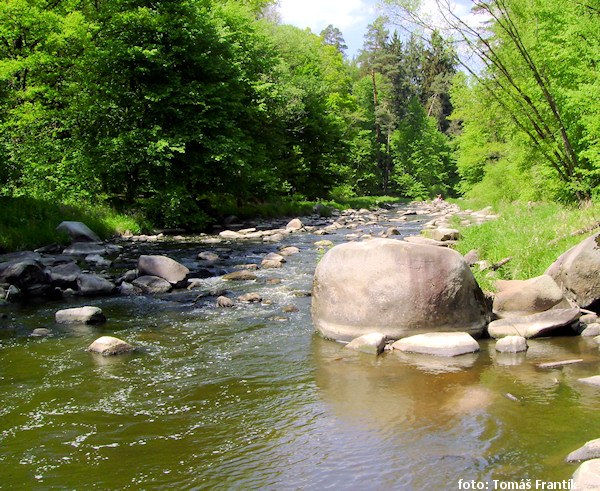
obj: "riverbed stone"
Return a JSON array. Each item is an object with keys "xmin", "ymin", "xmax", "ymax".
[
  {"xmin": 137, "ymin": 255, "xmax": 189, "ymax": 285},
  {"xmin": 132, "ymin": 275, "xmax": 172, "ymax": 294},
  {"xmin": 311, "ymin": 238, "xmax": 488, "ymax": 342},
  {"xmin": 237, "ymin": 292, "xmax": 262, "ymax": 303},
  {"xmin": 119, "ymin": 282, "xmax": 142, "ymax": 296},
  {"xmin": 286, "ymin": 218, "xmax": 303, "ymax": 230},
  {"xmin": 279, "ymin": 246, "xmax": 300, "ymax": 256},
  {"xmin": 582, "ymin": 323, "xmax": 600, "ymax": 337},
  {"xmin": 63, "ymin": 243, "xmax": 107, "ymax": 256},
  {"xmin": 55, "ymin": 221, "xmax": 101, "ymax": 243},
  {"xmin": 425, "ymin": 228, "xmax": 461, "ymax": 242},
  {"xmin": 578, "ymin": 376, "xmax": 600, "ymax": 386},
  {"xmin": 49, "ymin": 263, "xmax": 81, "ymax": 288},
  {"xmin": 345, "ymin": 333, "xmax": 387, "ymax": 355},
  {"xmin": 223, "ymin": 270, "xmax": 257, "ymax": 281},
  {"xmin": 493, "ymin": 275, "xmax": 565, "ymax": 317},
  {"xmin": 263, "ymin": 233, "xmax": 284, "ymax": 243},
  {"xmin": 487, "ymin": 308, "xmax": 581, "ymax": 339},
  {"xmin": 545, "ymin": 232, "xmax": 600, "ymax": 309},
  {"xmin": 391, "ymin": 332, "xmax": 480, "ymax": 357},
  {"xmin": 572, "ymin": 458, "xmax": 600, "ymax": 490},
  {"xmin": 567, "ymin": 439, "xmax": 600, "ymax": 462},
  {"xmin": 88, "ymin": 336, "xmax": 134, "ymax": 356},
  {"xmin": 219, "ymin": 230, "xmax": 243, "ymax": 240},
  {"xmin": 77, "ymin": 274, "xmax": 116, "ymax": 296},
  {"xmin": 31, "ymin": 328, "xmax": 53, "ymax": 337},
  {"xmin": 0, "ymin": 259, "xmax": 51, "ymax": 296},
  {"xmin": 495, "ymin": 336, "xmax": 528, "ymax": 353},
  {"xmin": 198, "ymin": 251, "xmax": 220, "ymax": 262},
  {"xmin": 55, "ymin": 306, "xmax": 106, "ymax": 324},
  {"xmin": 217, "ymin": 296, "xmax": 235, "ymax": 307}
]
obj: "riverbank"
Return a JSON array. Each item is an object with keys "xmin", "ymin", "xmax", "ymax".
[
  {"xmin": 0, "ymin": 196, "xmax": 407, "ymax": 254},
  {"xmin": 450, "ymin": 200, "xmax": 600, "ymax": 291}
]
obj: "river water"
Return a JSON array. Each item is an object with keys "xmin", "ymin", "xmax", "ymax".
[{"xmin": 1, "ymin": 207, "xmax": 599, "ymax": 489}]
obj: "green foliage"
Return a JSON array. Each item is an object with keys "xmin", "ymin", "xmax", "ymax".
[
  {"xmin": 453, "ymin": 201, "xmax": 600, "ymax": 291},
  {"xmin": 0, "ymin": 197, "xmax": 147, "ymax": 253}
]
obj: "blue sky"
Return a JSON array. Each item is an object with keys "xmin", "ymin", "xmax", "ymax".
[
  {"xmin": 277, "ymin": 0, "xmax": 482, "ymax": 60},
  {"xmin": 277, "ymin": 0, "xmax": 382, "ymax": 59}
]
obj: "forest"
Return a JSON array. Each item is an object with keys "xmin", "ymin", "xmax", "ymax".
[{"xmin": 0, "ymin": 0, "xmax": 599, "ymax": 230}]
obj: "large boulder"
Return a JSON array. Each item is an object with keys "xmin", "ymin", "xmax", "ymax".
[
  {"xmin": 545, "ymin": 232, "xmax": 600, "ymax": 308},
  {"xmin": 493, "ymin": 275, "xmax": 566, "ymax": 317},
  {"xmin": 567, "ymin": 438, "xmax": 600, "ymax": 463},
  {"xmin": 311, "ymin": 239, "xmax": 489, "ymax": 342},
  {"xmin": 55, "ymin": 221, "xmax": 101, "ymax": 243},
  {"xmin": 0, "ymin": 259, "xmax": 51, "ymax": 296},
  {"xmin": 137, "ymin": 255, "xmax": 189, "ymax": 285},
  {"xmin": 132, "ymin": 275, "xmax": 172, "ymax": 294},
  {"xmin": 49, "ymin": 262, "xmax": 81, "ymax": 289}
]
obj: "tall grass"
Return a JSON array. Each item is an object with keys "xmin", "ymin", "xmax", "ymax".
[
  {"xmin": 0, "ymin": 197, "xmax": 147, "ymax": 253},
  {"xmin": 452, "ymin": 201, "xmax": 600, "ymax": 291}
]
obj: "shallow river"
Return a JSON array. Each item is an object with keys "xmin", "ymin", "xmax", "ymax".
[{"xmin": 1, "ymin": 208, "xmax": 599, "ymax": 489}]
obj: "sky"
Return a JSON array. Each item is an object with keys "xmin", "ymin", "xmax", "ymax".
[
  {"xmin": 277, "ymin": 0, "xmax": 484, "ymax": 60},
  {"xmin": 277, "ymin": 0, "xmax": 382, "ymax": 59}
]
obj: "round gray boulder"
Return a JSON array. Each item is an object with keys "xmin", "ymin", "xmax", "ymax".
[
  {"xmin": 545, "ymin": 232, "xmax": 600, "ymax": 308},
  {"xmin": 311, "ymin": 238, "xmax": 488, "ymax": 342},
  {"xmin": 138, "ymin": 255, "xmax": 189, "ymax": 285}
]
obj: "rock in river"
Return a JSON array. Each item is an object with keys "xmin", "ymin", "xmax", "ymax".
[
  {"xmin": 55, "ymin": 306, "xmax": 106, "ymax": 324},
  {"xmin": 138, "ymin": 255, "xmax": 189, "ymax": 285},
  {"xmin": 311, "ymin": 238, "xmax": 488, "ymax": 342},
  {"xmin": 55, "ymin": 221, "xmax": 101, "ymax": 243},
  {"xmin": 487, "ymin": 308, "xmax": 580, "ymax": 339},
  {"xmin": 392, "ymin": 332, "xmax": 480, "ymax": 357},
  {"xmin": 88, "ymin": 336, "xmax": 134, "ymax": 356}
]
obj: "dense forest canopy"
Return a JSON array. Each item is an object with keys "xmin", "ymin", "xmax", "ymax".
[{"xmin": 0, "ymin": 0, "xmax": 598, "ymax": 228}]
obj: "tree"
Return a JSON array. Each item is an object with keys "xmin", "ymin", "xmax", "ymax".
[{"xmin": 320, "ymin": 24, "xmax": 348, "ymax": 56}]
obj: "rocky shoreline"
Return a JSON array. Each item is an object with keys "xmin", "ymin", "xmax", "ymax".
[{"xmin": 3, "ymin": 199, "xmax": 600, "ymax": 485}]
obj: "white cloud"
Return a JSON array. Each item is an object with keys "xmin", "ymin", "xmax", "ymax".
[{"xmin": 278, "ymin": 0, "xmax": 377, "ymax": 33}]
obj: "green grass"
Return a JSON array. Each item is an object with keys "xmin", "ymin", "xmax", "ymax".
[
  {"xmin": 452, "ymin": 200, "xmax": 600, "ymax": 291},
  {"xmin": 0, "ymin": 197, "xmax": 148, "ymax": 253}
]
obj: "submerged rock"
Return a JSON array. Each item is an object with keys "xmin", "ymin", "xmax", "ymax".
[
  {"xmin": 223, "ymin": 270, "xmax": 257, "ymax": 281},
  {"xmin": 88, "ymin": 336, "xmax": 134, "ymax": 356},
  {"xmin": 311, "ymin": 238, "xmax": 488, "ymax": 342}
]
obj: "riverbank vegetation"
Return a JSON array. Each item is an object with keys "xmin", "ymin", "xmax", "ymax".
[
  {"xmin": 1, "ymin": 0, "xmax": 599, "ymax": 255},
  {"xmin": 452, "ymin": 200, "xmax": 600, "ymax": 291}
]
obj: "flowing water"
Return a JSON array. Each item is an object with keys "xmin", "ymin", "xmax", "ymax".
[{"xmin": 1, "ymin": 208, "xmax": 599, "ymax": 489}]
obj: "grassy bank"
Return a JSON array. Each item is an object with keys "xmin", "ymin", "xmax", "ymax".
[
  {"xmin": 0, "ymin": 195, "xmax": 407, "ymax": 254},
  {"xmin": 451, "ymin": 200, "xmax": 600, "ymax": 291},
  {"xmin": 0, "ymin": 197, "xmax": 148, "ymax": 253}
]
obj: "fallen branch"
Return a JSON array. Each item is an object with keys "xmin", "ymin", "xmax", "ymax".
[{"xmin": 547, "ymin": 221, "xmax": 600, "ymax": 246}]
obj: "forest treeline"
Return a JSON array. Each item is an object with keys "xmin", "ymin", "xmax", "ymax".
[{"xmin": 0, "ymin": 0, "xmax": 598, "ymax": 230}]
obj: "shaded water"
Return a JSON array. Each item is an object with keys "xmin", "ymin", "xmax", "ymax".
[{"xmin": 1, "ymin": 209, "xmax": 599, "ymax": 489}]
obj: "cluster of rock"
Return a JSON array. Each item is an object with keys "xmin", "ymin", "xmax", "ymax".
[{"xmin": 312, "ymin": 207, "xmax": 600, "ymax": 354}]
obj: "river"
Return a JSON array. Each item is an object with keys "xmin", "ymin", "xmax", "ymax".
[{"xmin": 1, "ymin": 206, "xmax": 599, "ymax": 489}]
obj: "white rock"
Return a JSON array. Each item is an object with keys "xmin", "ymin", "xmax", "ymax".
[
  {"xmin": 345, "ymin": 333, "xmax": 387, "ymax": 355},
  {"xmin": 392, "ymin": 332, "xmax": 480, "ymax": 357},
  {"xmin": 55, "ymin": 306, "xmax": 106, "ymax": 324},
  {"xmin": 88, "ymin": 336, "xmax": 134, "ymax": 356},
  {"xmin": 572, "ymin": 458, "xmax": 600, "ymax": 490},
  {"xmin": 495, "ymin": 336, "xmax": 528, "ymax": 353}
]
